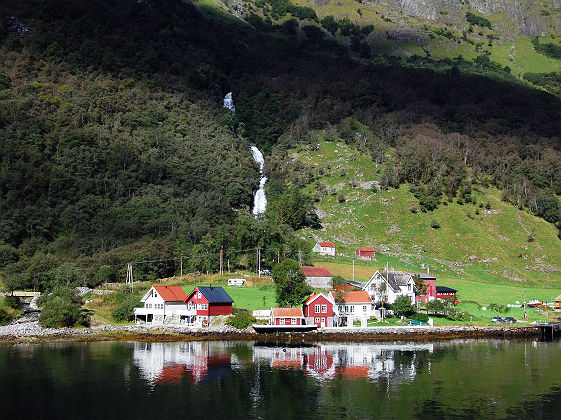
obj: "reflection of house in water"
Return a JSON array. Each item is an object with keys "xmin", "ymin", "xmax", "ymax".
[
  {"xmin": 253, "ymin": 343, "xmax": 433, "ymax": 384},
  {"xmin": 132, "ymin": 342, "xmax": 234, "ymax": 385}
]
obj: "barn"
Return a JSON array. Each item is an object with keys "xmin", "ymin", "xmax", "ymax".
[
  {"xmin": 555, "ymin": 295, "xmax": 561, "ymax": 311},
  {"xmin": 301, "ymin": 266, "xmax": 333, "ymax": 289},
  {"xmin": 436, "ymin": 286, "xmax": 457, "ymax": 301},
  {"xmin": 355, "ymin": 247, "xmax": 376, "ymax": 260}
]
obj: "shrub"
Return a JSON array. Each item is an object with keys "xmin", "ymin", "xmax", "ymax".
[
  {"xmin": 39, "ymin": 287, "xmax": 88, "ymax": 328},
  {"xmin": 3, "ymin": 296, "xmax": 22, "ymax": 310},
  {"xmin": 391, "ymin": 295, "xmax": 416, "ymax": 317},
  {"xmin": 112, "ymin": 293, "xmax": 142, "ymax": 322},
  {"xmin": 409, "ymin": 312, "xmax": 429, "ymax": 323},
  {"xmin": 0, "ymin": 308, "xmax": 14, "ymax": 326},
  {"xmin": 226, "ymin": 310, "xmax": 255, "ymax": 330}
]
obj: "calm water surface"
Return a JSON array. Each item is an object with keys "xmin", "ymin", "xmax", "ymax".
[{"xmin": 1, "ymin": 339, "xmax": 560, "ymax": 419}]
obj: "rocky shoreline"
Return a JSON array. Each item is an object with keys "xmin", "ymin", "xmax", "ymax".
[{"xmin": 0, "ymin": 315, "xmax": 541, "ymax": 344}]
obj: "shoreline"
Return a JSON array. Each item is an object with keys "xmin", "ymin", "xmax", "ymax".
[{"xmin": 0, "ymin": 321, "xmax": 541, "ymax": 344}]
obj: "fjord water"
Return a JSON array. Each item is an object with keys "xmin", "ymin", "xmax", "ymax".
[{"xmin": 1, "ymin": 340, "xmax": 560, "ymax": 419}]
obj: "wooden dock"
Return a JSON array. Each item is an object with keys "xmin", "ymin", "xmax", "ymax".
[{"xmin": 537, "ymin": 322, "xmax": 561, "ymax": 340}]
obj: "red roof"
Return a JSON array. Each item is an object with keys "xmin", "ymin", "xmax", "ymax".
[
  {"xmin": 301, "ymin": 266, "xmax": 332, "ymax": 277},
  {"xmin": 153, "ymin": 286, "xmax": 188, "ymax": 302},
  {"xmin": 271, "ymin": 307, "xmax": 305, "ymax": 318},
  {"xmin": 357, "ymin": 247, "xmax": 375, "ymax": 253},
  {"xmin": 317, "ymin": 242, "xmax": 335, "ymax": 248},
  {"xmin": 329, "ymin": 291, "xmax": 372, "ymax": 304}
]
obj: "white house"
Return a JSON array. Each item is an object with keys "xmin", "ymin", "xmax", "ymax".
[
  {"xmin": 133, "ymin": 285, "xmax": 192, "ymax": 324},
  {"xmin": 362, "ymin": 270, "xmax": 416, "ymax": 305},
  {"xmin": 329, "ymin": 290, "xmax": 373, "ymax": 327},
  {"xmin": 312, "ymin": 241, "xmax": 336, "ymax": 256}
]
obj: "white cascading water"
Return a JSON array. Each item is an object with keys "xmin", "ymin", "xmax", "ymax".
[{"xmin": 223, "ymin": 92, "xmax": 267, "ymax": 215}]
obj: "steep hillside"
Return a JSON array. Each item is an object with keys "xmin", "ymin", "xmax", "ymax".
[{"xmin": 294, "ymin": 138, "xmax": 561, "ymax": 287}]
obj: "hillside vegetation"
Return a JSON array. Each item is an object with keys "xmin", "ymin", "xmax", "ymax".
[
  {"xmin": 295, "ymin": 139, "xmax": 561, "ymax": 288},
  {"xmin": 1, "ymin": 0, "xmax": 561, "ymax": 293}
]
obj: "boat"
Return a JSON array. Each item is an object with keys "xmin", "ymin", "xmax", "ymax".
[{"xmin": 252, "ymin": 324, "xmax": 318, "ymax": 334}]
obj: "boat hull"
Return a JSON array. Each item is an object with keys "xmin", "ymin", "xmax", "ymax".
[{"xmin": 252, "ymin": 324, "xmax": 318, "ymax": 334}]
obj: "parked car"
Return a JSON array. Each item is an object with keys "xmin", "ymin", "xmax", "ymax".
[
  {"xmin": 491, "ymin": 317, "xmax": 503, "ymax": 323},
  {"xmin": 259, "ymin": 269, "xmax": 271, "ymax": 276},
  {"xmin": 503, "ymin": 317, "xmax": 517, "ymax": 323}
]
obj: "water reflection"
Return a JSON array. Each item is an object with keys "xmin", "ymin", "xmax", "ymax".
[{"xmin": 132, "ymin": 341, "xmax": 434, "ymax": 386}]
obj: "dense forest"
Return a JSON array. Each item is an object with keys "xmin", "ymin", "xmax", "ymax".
[{"xmin": 1, "ymin": 0, "xmax": 561, "ymax": 290}]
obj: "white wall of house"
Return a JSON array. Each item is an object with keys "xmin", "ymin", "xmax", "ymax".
[
  {"xmin": 305, "ymin": 276, "xmax": 332, "ymax": 289},
  {"xmin": 363, "ymin": 272, "xmax": 416, "ymax": 305},
  {"xmin": 312, "ymin": 243, "xmax": 336, "ymax": 256},
  {"xmin": 135, "ymin": 287, "xmax": 191, "ymax": 324}
]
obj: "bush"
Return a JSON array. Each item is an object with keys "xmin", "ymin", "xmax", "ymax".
[
  {"xmin": 391, "ymin": 295, "xmax": 416, "ymax": 317},
  {"xmin": 39, "ymin": 287, "xmax": 88, "ymax": 328},
  {"xmin": 409, "ymin": 312, "xmax": 429, "ymax": 323},
  {"xmin": 226, "ymin": 310, "xmax": 255, "ymax": 330},
  {"xmin": 3, "ymin": 296, "xmax": 22, "ymax": 310},
  {"xmin": 0, "ymin": 308, "xmax": 14, "ymax": 326},
  {"xmin": 112, "ymin": 293, "xmax": 142, "ymax": 322}
]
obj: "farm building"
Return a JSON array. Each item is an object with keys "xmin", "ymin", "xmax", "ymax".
[
  {"xmin": 184, "ymin": 286, "xmax": 234, "ymax": 326},
  {"xmin": 301, "ymin": 266, "xmax": 333, "ymax": 289},
  {"xmin": 134, "ymin": 286, "xmax": 189, "ymax": 324},
  {"xmin": 436, "ymin": 286, "xmax": 457, "ymax": 301},
  {"xmin": 555, "ymin": 295, "xmax": 561, "ymax": 311},
  {"xmin": 312, "ymin": 241, "xmax": 336, "ymax": 256},
  {"xmin": 415, "ymin": 273, "xmax": 437, "ymax": 303},
  {"xmin": 356, "ymin": 247, "xmax": 376, "ymax": 260},
  {"xmin": 270, "ymin": 307, "xmax": 306, "ymax": 325},
  {"xmin": 303, "ymin": 292, "xmax": 336, "ymax": 327}
]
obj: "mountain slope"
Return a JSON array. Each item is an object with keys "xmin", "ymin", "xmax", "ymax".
[{"xmin": 295, "ymin": 139, "xmax": 561, "ymax": 287}]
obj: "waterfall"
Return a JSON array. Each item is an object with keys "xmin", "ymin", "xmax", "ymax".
[
  {"xmin": 250, "ymin": 146, "xmax": 267, "ymax": 215},
  {"xmin": 222, "ymin": 92, "xmax": 267, "ymax": 215}
]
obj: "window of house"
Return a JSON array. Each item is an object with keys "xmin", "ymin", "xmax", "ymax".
[
  {"xmin": 315, "ymin": 304, "xmax": 320, "ymax": 313},
  {"xmin": 350, "ymin": 306, "xmax": 354, "ymax": 313},
  {"xmin": 345, "ymin": 305, "xmax": 349, "ymax": 313},
  {"xmin": 321, "ymin": 305, "xmax": 327, "ymax": 313},
  {"xmin": 279, "ymin": 319, "xmax": 285, "ymax": 325},
  {"xmin": 291, "ymin": 318, "xmax": 296, "ymax": 325},
  {"xmin": 363, "ymin": 305, "xmax": 367, "ymax": 312},
  {"xmin": 197, "ymin": 291, "xmax": 201, "ymax": 299},
  {"xmin": 315, "ymin": 317, "xmax": 320, "ymax": 324}
]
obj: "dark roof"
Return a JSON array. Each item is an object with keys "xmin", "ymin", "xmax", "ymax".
[
  {"xmin": 347, "ymin": 280, "xmax": 366, "ymax": 288},
  {"xmin": 416, "ymin": 273, "xmax": 437, "ymax": 280},
  {"xmin": 197, "ymin": 286, "xmax": 234, "ymax": 303},
  {"xmin": 436, "ymin": 286, "xmax": 457, "ymax": 293},
  {"xmin": 380, "ymin": 271, "xmax": 413, "ymax": 292}
]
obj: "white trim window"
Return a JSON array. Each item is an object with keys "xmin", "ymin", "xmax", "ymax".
[
  {"xmin": 291, "ymin": 318, "xmax": 296, "ymax": 325},
  {"xmin": 315, "ymin": 317, "xmax": 320, "ymax": 324},
  {"xmin": 321, "ymin": 305, "xmax": 327, "ymax": 313},
  {"xmin": 363, "ymin": 305, "xmax": 367, "ymax": 313},
  {"xmin": 315, "ymin": 304, "xmax": 320, "ymax": 313},
  {"xmin": 197, "ymin": 291, "xmax": 201, "ymax": 299},
  {"xmin": 279, "ymin": 319, "xmax": 285, "ymax": 325}
]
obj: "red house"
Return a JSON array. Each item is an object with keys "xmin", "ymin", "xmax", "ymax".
[
  {"xmin": 270, "ymin": 307, "xmax": 305, "ymax": 325},
  {"xmin": 436, "ymin": 286, "xmax": 457, "ymax": 301},
  {"xmin": 303, "ymin": 292, "xmax": 336, "ymax": 327},
  {"xmin": 415, "ymin": 273, "xmax": 437, "ymax": 303},
  {"xmin": 356, "ymin": 247, "xmax": 376, "ymax": 260},
  {"xmin": 185, "ymin": 286, "xmax": 233, "ymax": 325}
]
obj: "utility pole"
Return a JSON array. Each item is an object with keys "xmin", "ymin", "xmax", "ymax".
[
  {"xmin": 277, "ymin": 249, "xmax": 280, "ymax": 264},
  {"xmin": 227, "ymin": 258, "xmax": 230, "ymax": 273},
  {"xmin": 126, "ymin": 263, "xmax": 133, "ymax": 293},
  {"xmin": 180, "ymin": 252, "xmax": 183, "ymax": 282},
  {"xmin": 257, "ymin": 248, "xmax": 261, "ymax": 278},
  {"xmin": 298, "ymin": 250, "xmax": 302, "ymax": 266},
  {"xmin": 352, "ymin": 259, "xmax": 355, "ymax": 282},
  {"xmin": 219, "ymin": 244, "xmax": 224, "ymax": 276},
  {"xmin": 524, "ymin": 288, "xmax": 527, "ymax": 320}
]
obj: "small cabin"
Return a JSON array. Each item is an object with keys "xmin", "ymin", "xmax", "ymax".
[
  {"xmin": 270, "ymin": 307, "xmax": 305, "ymax": 325},
  {"xmin": 355, "ymin": 247, "xmax": 375, "ymax": 260},
  {"xmin": 303, "ymin": 293, "xmax": 336, "ymax": 327},
  {"xmin": 227, "ymin": 278, "xmax": 246, "ymax": 287},
  {"xmin": 312, "ymin": 241, "xmax": 336, "ymax": 256}
]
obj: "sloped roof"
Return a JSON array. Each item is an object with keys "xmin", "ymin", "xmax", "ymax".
[
  {"xmin": 417, "ymin": 273, "xmax": 437, "ymax": 280},
  {"xmin": 317, "ymin": 242, "xmax": 335, "ymax": 248},
  {"xmin": 376, "ymin": 271, "xmax": 413, "ymax": 292},
  {"xmin": 301, "ymin": 266, "xmax": 332, "ymax": 277},
  {"xmin": 436, "ymin": 286, "xmax": 457, "ymax": 293},
  {"xmin": 153, "ymin": 286, "xmax": 188, "ymax": 302},
  {"xmin": 196, "ymin": 286, "xmax": 234, "ymax": 303},
  {"xmin": 357, "ymin": 247, "xmax": 375, "ymax": 252},
  {"xmin": 330, "ymin": 291, "xmax": 372, "ymax": 304},
  {"xmin": 271, "ymin": 307, "xmax": 305, "ymax": 318},
  {"xmin": 304, "ymin": 292, "xmax": 334, "ymax": 306},
  {"xmin": 556, "ymin": 295, "xmax": 561, "ymax": 302}
]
